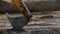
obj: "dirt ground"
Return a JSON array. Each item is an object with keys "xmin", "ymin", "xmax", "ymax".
[{"xmin": 0, "ymin": 11, "xmax": 60, "ymax": 34}]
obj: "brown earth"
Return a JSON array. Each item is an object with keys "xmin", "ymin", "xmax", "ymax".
[{"xmin": 0, "ymin": 11, "xmax": 60, "ymax": 34}]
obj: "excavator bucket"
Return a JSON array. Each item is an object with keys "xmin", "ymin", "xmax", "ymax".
[
  {"xmin": 5, "ymin": 0, "xmax": 32, "ymax": 31},
  {"xmin": 6, "ymin": 12, "xmax": 28, "ymax": 31}
]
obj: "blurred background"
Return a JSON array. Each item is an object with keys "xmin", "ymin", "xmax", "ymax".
[{"xmin": 0, "ymin": 0, "xmax": 60, "ymax": 14}]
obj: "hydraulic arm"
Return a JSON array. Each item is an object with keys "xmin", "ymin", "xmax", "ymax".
[{"xmin": 11, "ymin": 0, "xmax": 32, "ymax": 19}]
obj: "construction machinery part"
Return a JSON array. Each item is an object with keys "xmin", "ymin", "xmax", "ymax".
[
  {"xmin": 5, "ymin": 0, "xmax": 32, "ymax": 31},
  {"xmin": 11, "ymin": 0, "xmax": 32, "ymax": 18},
  {"xmin": 6, "ymin": 12, "xmax": 28, "ymax": 31}
]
